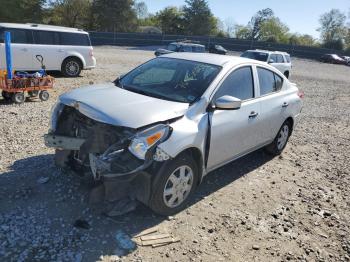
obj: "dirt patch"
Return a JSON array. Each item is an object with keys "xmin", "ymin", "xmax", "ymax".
[{"xmin": 0, "ymin": 46, "xmax": 349, "ymax": 261}]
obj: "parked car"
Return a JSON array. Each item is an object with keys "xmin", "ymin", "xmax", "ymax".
[
  {"xmin": 319, "ymin": 54, "xmax": 347, "ymax": 65},
  {"xmin": 45, "ymin": 53, "xmax": 303, "ymax": 215},
  {"xmin": 241, "ymin": 50, "xmax": 292, "ymax": 78},
  {"xmin": 341, "ymin": 56, "xmax": 350, "ymax": 65},
  {"xmin": 209, "ymin": 44, "xmax": 227, "ymax": 55},
  {"xmin": 0, "ymin": 23, "xmax": 96, "ymax": 77},
  {"xmin": 155, "ymin": 41, "xmax": 205, "ymax": 56}
]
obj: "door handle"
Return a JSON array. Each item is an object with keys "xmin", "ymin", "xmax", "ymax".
[
  {"xmin": 249, "ymin": 111, "xmax": 259, "ymax": 118},
  {"xmin": 282, "ymin": 102, "xmax": 289, "ymax": 108}
]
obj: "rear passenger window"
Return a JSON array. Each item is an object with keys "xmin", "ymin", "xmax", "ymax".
[
  {"xmin": 285, "ymin": 55, "xmax": 291, "ymax": 63},
  {"xmin": 270, "ymin": 54, "xmax": 277, "ymax": 63},
  {"xmin": 276, "ymin": 54, "xmax": 284, "ymax": 63},
  {"xmin": 257, "ymin": 67, "xmax": 284, "ymax": 95},
  {"xmin": 60, "ymin": 32, "xmax": 90, "ymax": 46},
  {"xmin": 214, "ymin": 66, "xmax": 254, "ymax": 100},
  {"xmin": 33, "ymin": 30, "xmax": 59, "ymax": 45}
]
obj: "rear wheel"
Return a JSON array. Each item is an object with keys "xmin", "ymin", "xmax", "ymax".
[
  {"xmin": 61, "ymin": 57, "xmax": 82, "ymax": 77},
  {"xmin": 265, "ymin": 120, "xmax": 292, "ymax": 156},
  {"xmin": 284, "ymin": 71, "xmax": 289, "ymax": 78},
  {"xmin": 12, "ymin": 92, "xmax": 25, "ymax": 104},
  {"xmin": 149, "ymin": 154, "xmax": 198, "ymax": 216}
]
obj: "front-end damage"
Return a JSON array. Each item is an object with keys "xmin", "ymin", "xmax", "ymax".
[{"xmin": 45, "ymin": 104, "xmax": 173, "ymax": 205}]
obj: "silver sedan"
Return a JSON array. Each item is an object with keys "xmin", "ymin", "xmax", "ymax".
[{"xmin": 45, "ymin": 53, "xmax": 303, "ymax": 215}]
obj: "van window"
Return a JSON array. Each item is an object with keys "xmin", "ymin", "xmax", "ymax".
[
  {"xmin": 60, "ymin": 32, "xmax": 90, "ymax": 46},
  {"xmin": 270, "ymin": 54, "xmax": 278, "ymax": 63},
  {"xmin": 0, "ymin": 28, "xmax": 32, "ymax": 44},
  {"xmin": 276, "ymin": 54, "xmax": 284, "ymax": 63},
  {"xmin": 285, "ymin": 55, "xmax": 291, "ymax": 63},
  {"xmin": 33, "ymin": 30, "xmax": 60, "ymax": 45}
]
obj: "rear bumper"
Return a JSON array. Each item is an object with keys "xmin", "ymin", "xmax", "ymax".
[{"xmin": 84, "ymin": 56, "xmax": 96, "ymax": 70}]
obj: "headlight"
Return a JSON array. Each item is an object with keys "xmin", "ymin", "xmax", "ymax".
[
  {"xmin": 49, "ymin": 102, "xmax": 64, "ymax": 132},
  {"xmin": 128, "ymin": 124, "xmax": 171, "ymax": 160}
]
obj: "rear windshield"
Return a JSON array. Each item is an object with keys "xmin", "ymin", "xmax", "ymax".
[
  {"xmin": 241, "ymin": 51, "xmax": 269, "ymax": 62},
  {"xmin": 118, "ymin": 57, "xmax": 222, "ymax": 103}
]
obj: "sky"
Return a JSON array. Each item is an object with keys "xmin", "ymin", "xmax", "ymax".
[{"xmin": 142, "ymin": 0, "xmax": 349, "ymax": 39}]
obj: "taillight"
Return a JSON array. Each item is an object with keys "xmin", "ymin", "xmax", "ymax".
[{"xmin": 297, "ymin": 90, "xmax": 304, "ymax": 99}]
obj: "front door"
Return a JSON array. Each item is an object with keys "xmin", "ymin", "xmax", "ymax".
[{"xmin": 207, "ymin": 66, "xmax": 262, "ymax": 170}]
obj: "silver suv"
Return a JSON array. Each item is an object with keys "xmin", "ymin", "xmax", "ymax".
[
  {"xmin": 45, "ymin": 53, "xmax": 303, "ymax": 215},
  {"xmin": 241, "ymin": 50, "xmax": 292, "ymax": 78}
]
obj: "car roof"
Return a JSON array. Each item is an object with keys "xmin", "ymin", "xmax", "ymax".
[
  {"xmin": 170, "ymin": 42, "xmax": 205, "ymax": 47},
  {"xmin": 161, "ymin": 52, "xmax": 266, "ymax": 67},
  {"xmin": 246, "ymin": 49, "xmax": 290, "ymax": 55},
  {"xmin": 0, "ymin": 23, "xmax": 88, "ymax": 34}
]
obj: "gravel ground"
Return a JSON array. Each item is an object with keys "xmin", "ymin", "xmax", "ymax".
[{"xmin": 0, "ymin": 46, "xmax": 350, "ymax": 262}]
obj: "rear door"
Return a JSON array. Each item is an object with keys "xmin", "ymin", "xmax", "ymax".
[
  {"xmin": 0, "ymin": 28, "xmax": 34, "ymax": 71},
  {"xmin": 207, "ymin": 66, "xmax": 261, "ymax": 170},
  {"xmin": 32, "ymin": 30, "xmax": 61, "ymax": 70},
  {"xmin": 255, "ymin": 67, "xmax": 287, "ymax": 142}
]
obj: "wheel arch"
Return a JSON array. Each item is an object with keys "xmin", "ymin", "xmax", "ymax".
[
  {"xmin": 174, "ymin": 147, "xmax": 204, "ymax": 184},
  {"xmin": 285, "ymin": 116, "xmax": 294, "ymax": 133},
  {"xmin": 62, "ymin": 54, "xmax": 85, "ymax": 69}
]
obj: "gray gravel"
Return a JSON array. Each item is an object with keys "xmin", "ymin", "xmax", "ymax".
[{"xmin": 0, "ymin": 46, "xmax": 350, "ymax": 261}]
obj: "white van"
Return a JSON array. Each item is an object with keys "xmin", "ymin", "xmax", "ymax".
[{"xmin": 0, "ymin": 23, "xmax": 96, "ymax": 77}]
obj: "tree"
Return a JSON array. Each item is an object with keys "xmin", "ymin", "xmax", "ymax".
[
  {"xmin": 0, "ymin": 0, "xmax": 45, "ymax": 23},
  {"xmin": 288, "ymin": 33, "xmax": 316, "ymax": 46},
  {"xmin": 183, "ymin": 0, "xmax": 218, "ymax": 35},
  {"xmin": 224, "ymin": 17, "xmax": 236, "ymax": 37},
  {"xmin": 91, "ymin": 0, "xmax": 138, "ymax": 32},
  {"xmin": 155, "ymin": 6, "xmax": 185, "ymax": 34},
  {"xmin": 134, "ymin": 1, "xmax": 148, "ymax": 19},
  {"xmin": 234, "ymin": 24, "xmax": 251, "ymax": 39},
  {"xmin": 249, "ymin": 8, "xmax": 274, "ymax": 40},
  {"xmin": 318, "ymin": 9, "xmax": 346, "ymax": 49},
  {"xmin": 48, "ymin": 0, "xmax": 92, "ymax": 28},
  {"xmin": 259, "ymin": 17, "xmax": 289, "ymax": 43}
]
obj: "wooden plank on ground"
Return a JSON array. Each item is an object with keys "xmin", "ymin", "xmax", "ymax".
[
  {"xmin": 141, "ymin": 237, "xmax": 173, "ymax": 246},
  {"xmin": 140, "ymin": 233, "xmax": 170, "ymax": 241},
  {"xmin": 133, "ymin": 226, "xmax": 159, "ymax": 238}
]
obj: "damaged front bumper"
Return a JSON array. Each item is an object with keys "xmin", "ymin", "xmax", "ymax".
[{"xmin": 44, "ymin": 134, "xmax": 170, "ymax": 180}]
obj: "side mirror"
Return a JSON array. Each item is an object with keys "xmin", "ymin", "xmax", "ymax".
[
  {"xmin": 214, "ymin": 95, "xmax": 242, "ymax": 110},
  {"xmin": 268, "ymin": 59, "xmax": 275, "ymax": 64}
]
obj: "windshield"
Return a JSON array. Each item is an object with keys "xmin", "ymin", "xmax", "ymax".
[
  {"xmin": 167, "ymin": 44, "xmax": 178, "ymax": 51},
  {"xmin": 118, "ymin": 57, "xmax": 221, "ymax": 103},
  {"xmin": 241, "ymin": 51, "xmax": 269, "ymax": 62}
]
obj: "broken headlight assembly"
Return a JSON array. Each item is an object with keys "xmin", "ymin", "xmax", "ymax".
[
  {"xmin": 128, "ymin": 124, "xmax": 171, "ymax": 160},
  {"xmin": 49, "ymin": 102, "xmax": 65, "ymax": 132}
]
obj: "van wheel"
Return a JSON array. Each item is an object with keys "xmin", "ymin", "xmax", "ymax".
[
  {"xmin": 149, "ymin": 154, "xmax": 198, "ymax": 216},
  {"xmin": 62, "ymin": 57, "xmax": 82, "ymax": 77},
  {"xmin": 265, "ymin": 120, "xmax": 292, "ymax": 156},
  {"xmin": 284, "ymin": 71, "xmax": 289, "ymax": 78}
]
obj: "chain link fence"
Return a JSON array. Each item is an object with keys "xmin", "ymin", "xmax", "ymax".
[{"xmin": 89, "ymin": 31, "xmax": 350, "ymax": 60}]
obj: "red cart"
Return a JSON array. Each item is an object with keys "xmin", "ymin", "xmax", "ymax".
[{"xmin": 0, "ymin": 75, "xmax": 54, "ymax": 104}]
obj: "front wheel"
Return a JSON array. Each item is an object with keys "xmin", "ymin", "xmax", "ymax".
[
  {"xmin": 12, "ymin": 92, "xmax": 25, "ymax": 104},
  {"xmin": 39, "ymin": 90, "xmax": 49, "ymax": 101},
  {"xmin": 149, "ymin": 154, "xmax": 198, "ymax": 216},
  {"xmin": 265, "ymin": 120, "xmax": 292, "ymax": 156}
]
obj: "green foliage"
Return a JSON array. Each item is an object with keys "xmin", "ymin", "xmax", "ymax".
[
  {"xmin": 0, "ymin": 0, "xmax": 45, "ymax": 23},
  {"xmin": 183, "ymin": 0, "xmax": 218, "ymax": 35},
  {"xmin": 288, "ymin": 34, "xmax": 316, "ymax": 46},
  {"xmin": 259, "ymin": 17, "xmax": 289, "ymax": 43},
  {"xmin": 318, "ymin": 9, "xmax": 346, "ymax": 43},
  {"xmin": 91, "ymin": 0, "xmax": 138, "ymax": 32},
  {"xmin": 48, "ymin": 0, "xmax": 92, "ymax": 28},
  {"xmin": 155, "ymin": 6, "xmax": 185, "ymax": 34},
  {"xmin": 234, "ymin": 24, "xmax": 251, "ymax": 39},
  {"xmin": 249, "ymin": 8, "xmax": 274, "ymax": 40}
]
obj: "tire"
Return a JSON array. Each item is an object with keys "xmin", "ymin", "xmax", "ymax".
[
  {"xmin": 2, "ymin": 91, "xmax": 12, "ymax": 101},
  {"xmin": 265, "ymin": 120, "xmax": 292, "ymax": 156},
  {"xmin": 284, "ymin": 71, "xmax": 289, "ymax": 78},
  {"xmin": 12, "ymin": 92, "xmax": 25, "ymax": 104},
  {"xmin": 149, "ymin": 154, "xmax": 199, "ymax": 216},
  {"xmin": 39, "ymin": 90, "xmax": 50, "ymax": 101},
  {"xmin": 61, "ymin": 57, "xmax": 82, "ymax": 77},
  {"xmin": 28, "ymin": 90, "xmax": 39, "ymax": 97}
]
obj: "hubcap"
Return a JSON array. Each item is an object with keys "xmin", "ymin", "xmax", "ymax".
[
  {"xmin": 277, "ymin": 125, "xmax": 289, "ymax": 150},
  {"xmin": 163, "ymin": 165, "xmax": 194, "ymax": 208},
  {"xmin": 66, "ymin": 61, "xmax": 79, "ymax": 76}
]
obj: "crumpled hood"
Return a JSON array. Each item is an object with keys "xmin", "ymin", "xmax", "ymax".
[{"xmin": 59, "ymin": 83, "xmax": 188, "ymax": 128}]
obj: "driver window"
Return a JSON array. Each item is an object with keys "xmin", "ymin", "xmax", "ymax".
[{"xmin": 214, "ymin": 66, "xmax": 254, "ymax": 101}]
